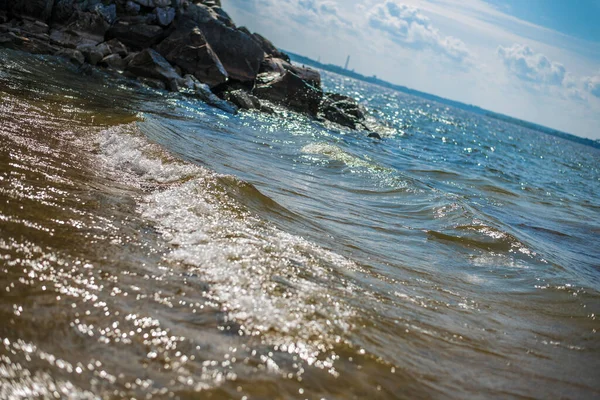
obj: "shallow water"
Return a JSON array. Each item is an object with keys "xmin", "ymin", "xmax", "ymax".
[{"xmin": 1, "ymin": 49, "xmax": 599, "ymax": 399}]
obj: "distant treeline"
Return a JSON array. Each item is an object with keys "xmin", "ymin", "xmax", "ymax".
[{"xmin": 288, "ymin": 52, "xmax": 600, "ymax": 150}]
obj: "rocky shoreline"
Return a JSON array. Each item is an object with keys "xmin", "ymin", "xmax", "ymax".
[{"xmin": 0, "ymin": 0, "xmax": 380, "ymax": 136}]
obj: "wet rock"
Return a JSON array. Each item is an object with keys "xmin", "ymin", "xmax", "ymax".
[
  {"xmin": 91, "ymin": 3, "xmax": 117, "ymax": 25},
  {"xmin": 79, "ymin": 46, "xmax": 103, "ymax": 65},
  {"xmin": 368, "ymin": 132, "xmax": 382, "ymax": 140},
  {"xmin": 154, "ymin": 7, "xmax": 175, "ymax": 27},
  {"xmin": 155, "ymin": 20, "xmax": 227, "ymax": 87},
  {"xmin": 179, "ymin": 74, "xmax": 238, "ymax": 114},
  {"xmin": 105, "ymin": 38, "xmax": 128, "ymax": 57},
  {"xmin": 319, "ymin": 92, "xmax": 367, "ymax": 129},
  {"xmin": 51, "ymin": 0, "xmax": 75, "ymax": 24},
  {"xmin": 182, "ymin": 3, "xmax": 263, "ymax": 82},
  {"xmin": 10, "ymin": 0, "xmax": 54, "ymax": 22},
  {"xmin": 126, "ymin": 48, "xmax": 180, "ymax": 87},
  {"xmin": 133, "ymin": 0, "xmax": 170, "ymax": 7},
  {"xmin": 55, "ymin": 47, "xmax": 85, "ymax": 65},
  {"xmin": 254, "ymin": 69, "xmax": 322, "ymax": 116},
  {"xmin": 50, "ymin": 11, "xmax": 109, "ymax": 48},
  {"xmin": 125, "ymin": 1, "xmax": 141, "ymax": 15},
  {"xmin": 138, "ymin": 76, "xmax": 166, "ymax": 90},
  {"xmin": 106, "ymin": 21, "xmax": 164, "ymax": 49},
  {"xmin": 100, "ymin": 53, "xmax": 126, "ymax": 70},
  {"xmin": 18, "ymin": 18, "xmax": 49, "ymax": 35},
  {"xmin": 223, "ymin": 89, "xmax": 261, "ymax": 110},
  {"xmin": 0, "ymin": 31, "xmax": 58, "ymax": 54},
  {"xmin": 95, "ymin": 42, "xmax": 111, "ymax": 57},
  {"xmin": 246, "ymin": 30, "xmax": 289, "ymax": 62}
]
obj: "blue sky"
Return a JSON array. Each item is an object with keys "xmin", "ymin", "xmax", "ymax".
[{"xmin": 221, "ymin": 0, "xmax": 600, "ymax": 139}]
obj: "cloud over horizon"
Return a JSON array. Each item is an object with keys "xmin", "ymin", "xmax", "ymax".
[
  {"xmin": 497, "ymin": 44, "xmax": 566, "ymax": 86},
  {"xmin": 368, "ymin": 1, "xmax": 472, "ymax": 64}
]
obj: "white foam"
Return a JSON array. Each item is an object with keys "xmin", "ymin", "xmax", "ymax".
[{"xmin": 96, "ymin": 124, "xmax": 363, "ymax": 366}]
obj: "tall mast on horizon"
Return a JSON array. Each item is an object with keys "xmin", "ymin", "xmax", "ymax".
[{"xmin": 344, "ymin": 55, "xmax": 350, "ymax": 70}]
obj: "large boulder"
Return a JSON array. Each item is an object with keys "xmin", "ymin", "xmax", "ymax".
[
  {"xmin": 9, "ymin": 0, "xmax": 54, "ymax": 22},
  {"xmin": 181, "ymin": 4, "xmax": 264, "ymax": 82},
  {"xmin": 155, "ymin": 20, "xmax": 227, "ymax": 88},
  {"xmin": 320, "ymin": 93, "xmax": 366, "ymax": 129},
  {"xmin": 126, "ymin": 48, "xmax": 181, "ymax": 87},
  {"xmin": 106, "ymin": 21, "xmax": 165, "ymax": 49},
  {"xmin": 49, "ymin": 10, "xmax": 109, "ymax": 48},
  {"xmin": 254, "ymin": 69, "xmax": 322, "ymax": 116},
  {"xmin": 242, "ymin": 29, "xmax": 289, "ymax": 62},
  {"xmin": 51, "ymin": 0, "xmax": 75, "ymax": 25}
]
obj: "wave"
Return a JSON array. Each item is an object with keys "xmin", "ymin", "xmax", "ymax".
[{"xmin": 96, "ymin": 124, "xmax": 369, "ymax": 371}]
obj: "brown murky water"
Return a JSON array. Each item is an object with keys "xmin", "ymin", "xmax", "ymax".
[{"xmin": 1, "ymin": 49, "xmax": 599, "ymax": 399}]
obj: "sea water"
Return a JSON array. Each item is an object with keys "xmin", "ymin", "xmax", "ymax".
[{"xmin": 1, "ymin": 49, "xmax": 599, "ymax": 399}]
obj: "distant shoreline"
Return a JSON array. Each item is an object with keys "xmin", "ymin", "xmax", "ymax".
[{"xmin": 288, "ymin": 51, "xmax": 600, "ymax": 150}]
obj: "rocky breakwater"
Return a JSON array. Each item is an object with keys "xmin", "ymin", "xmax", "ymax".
[{"xmin": 0, "ymin": 0, "xmax": 377, "ymax": 134}]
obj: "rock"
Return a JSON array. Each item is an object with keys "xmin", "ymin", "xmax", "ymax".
[
  {"xmin": 223, "ymin": 89, "xmax": 261, "ymax": 110},
  {"xmin": 105, "ymin": 38, "xmax": 128, "ymax": 57},
  {"xmin": 182, "ymin": 3, "xmax": 264, "ymax": 82},
  {"xmin": 368, "ymin": 132, "xmax": 382, "ymax": 140},
  {"xmin": 319, "ymin": 92, "xmax": 367, "ymax": 129},
  {"xmin": 79, "ymin": 46, "xmax": 103, "ymax": 65},
  {"xmin": 210, "ymin": 6, "xmax": 235, "ymax": 27},
  {"xmin": 0, "ymin": 31, "xmax": 58, "ymax": 54},
  {"xmin": 248, "ymin": 31, "xmax": 289, "ymax": 62},
  {"xmin": 138, "ymin": 76, "xmax": 166, "ymax": 90},
  {"xmin": 10, "ymin": 0, "xmax": 54, "ymax": 22},
  {"xmin": 95, "ymin": 42, "xmax": 111, "ymax": 57},
  {"xmin": 155, "ymin": 21, "xmax": 227, "ymax": 87},
  {"xmin": 133, "ymin": 0, "xmax": 170, "ymax": 7},
  {"xmin": 100, "ymin": 53, "xmax": 126, "ymax": 70},
  {"xmin": 51, "ymin": 0, "xmax": 75, "ymax": 24},
  {"xmin": 254, "ymin": 70, "xmax": 322, "ymax": 116},
  {"xmin": 260, "ymin": 57, "xmax": 321, "ymax": 87},
  {"xmin": 126, "ymin": 48, "xmax": 180, "ymax": 88},
  {"xmin": 18, "ymin": 18, "xmax": 49, "ymax": 34},
  {"xmin": 125, "ymin": 1, "xmax": 141, "ymax": 15},
  {"xmin": 55, "ymin": 48, "xmax": 85, "ymax": 65},
  {"xmin": 106, "ymin": 21, "xmax": 164, "ymax": 49},
  {"xmin": 91, "ymin": 3, "xmax": 117, "ymax": 25},
  {"xmin": 179, "ymin": 74, "xmax": 238, "ymax": 114},
  {"xmin": 153, "ymin": 6, "xmax": 176, "ymax": 27},
  {"xmin": 50, "ymin": 11, "xmax": 109, "ymax": 48}
]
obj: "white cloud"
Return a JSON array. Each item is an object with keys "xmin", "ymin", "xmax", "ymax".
[
  {"xmin": 367, "ymin": 1, "xmax": 472, "ymax": 64},
  {"xmin": 584, "ymin": 72, "xmax": 600, "ymax": 98},
  {"xmin": 497, "ymin": 44, "xmax": 566, "ymax": 86}
]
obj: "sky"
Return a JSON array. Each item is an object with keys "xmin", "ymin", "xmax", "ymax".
[{"xmin": 221, "ymin": 0, "xmax": 600, "ymax": 140}]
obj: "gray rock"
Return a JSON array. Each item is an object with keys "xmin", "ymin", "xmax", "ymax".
[
  {"xmin": 10, "ymin": 0, "xmax": 54, "ymax": 22},
  {"xmin": 223, "ymin": 89, "xmax": 261, "ymax": 110},
  {"xmin": 125, "ymin": 1, "xmax": 141, "ymax": 15},
  {"xmin": 106, "ymin": 22, "xmax": 164, "ymax": 50},
  {"xmin": 319, "ymin": 92, "xmax": 367, "ymax": 129},
  {"xmin": 181, "ymin": 3, "xmax": 264, "ymax": 82},
  {"xmin": 155, "ymin": 21, "xmax": 227, "ymax": 88},
  {"xmin": 55, "ymin": 48, "xmax": 85, "ymax": 65},
  {"xmin": 92, "ymin": 3, "xmax": 117, "ymax": 25},
  {"xmin": 0, "ymin": 31, "xmax": 58, "ymax": 54},
  {"xmin": 154, "ymin": 7, "xmax": 175, "ymax": 27},
  {"xmin": 126, "ymin": 48, "xmax": 181, "ymax": 87},
  {"xmin": 95, "ymin": 42, "xmax": 111, "ymax": 57},
  {"xmin": 51, "ymin": 0, "xmax": 75, "ymax": 24},
  {"xmin": 254, "ymin": 69, "xmax": 323, "ymax": 116},
  {"xmin": 105, "ymin": 38, "xmax": 128, "ymax": 57},
  {"xmin": 79, "ymin": 46, "xmax": 103, "ymax": 65},
  {"xmin": 19, "ymin": 18, "xmax": 49, "ymax": 34},
  {"xmin": 100, "ymin": 53, "xmax": 126, "ymax": 70},
  {"xmin": 138, "ymin": 76, "xmax": 166, "ymax": 90},
  {"xmin": 49, "ymin": 10, "xmax": 108, "ymax": 48}
]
